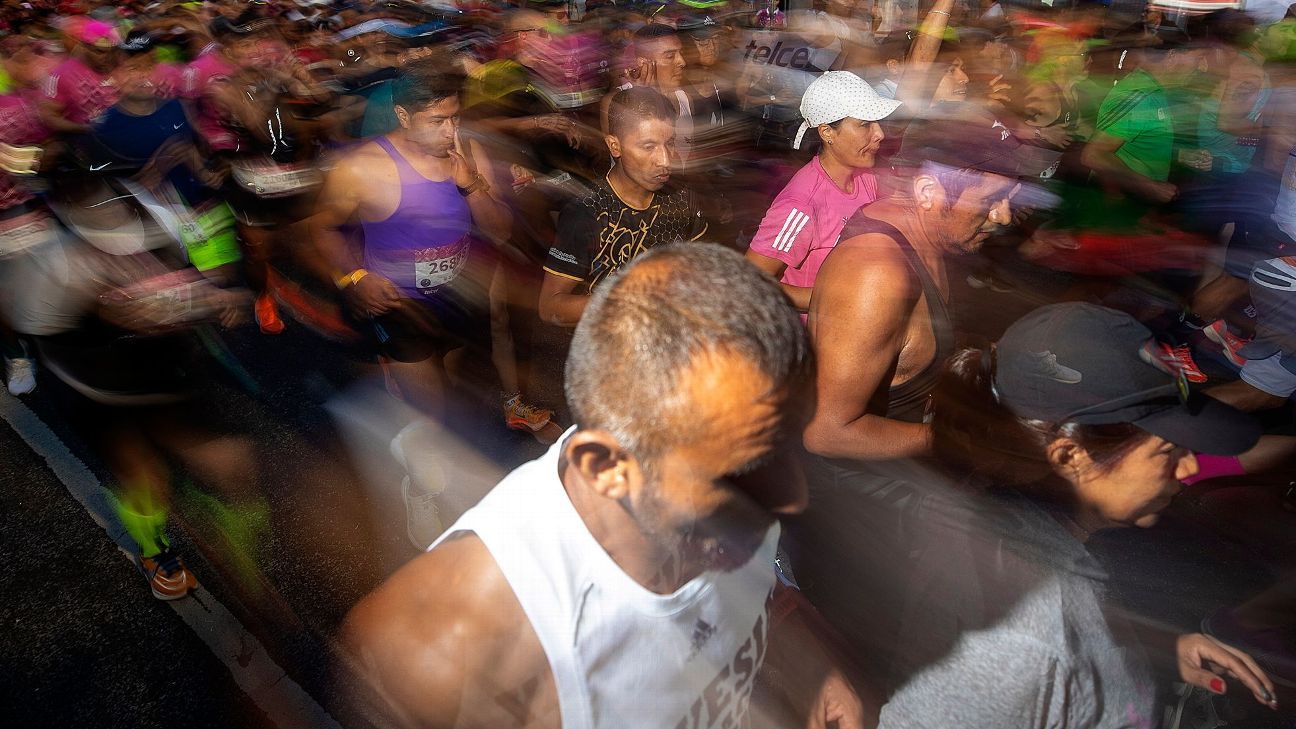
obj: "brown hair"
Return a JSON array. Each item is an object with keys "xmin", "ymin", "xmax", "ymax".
[{"xmin": 931, "ymin": 347, "xmax": 1152, "ymax": 488}]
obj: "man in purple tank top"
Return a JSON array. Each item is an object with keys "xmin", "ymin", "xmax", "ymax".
[{"xmin": 312, "ymin": 63, "xmax": 548, "ymax": 432}]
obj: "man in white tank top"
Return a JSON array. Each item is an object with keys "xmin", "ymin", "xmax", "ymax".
[{"xmin": 341, "ymin": 244, "xmax": 865, "ymax": 728}]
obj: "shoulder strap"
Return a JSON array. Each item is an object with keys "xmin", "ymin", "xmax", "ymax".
[
  {"xmin": 848, "ymin": 215, "xmax": 955, "ymax": 355},
  {"xmin": 846, "ymin": 216, "xmax": 941, "ymax": 298},
  {"xmin": 373, "ymin": 135, "xmax": 421, "ymax": 186}
]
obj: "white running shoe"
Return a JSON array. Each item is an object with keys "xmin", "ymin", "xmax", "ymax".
[
  {"xmin": 392, "ymin": 420, "xmax": 447, "ymax": 550},
  {"xmin": 402, "ymin": 476, "xmax": 444, "ymax": 551},
  {"xmin": 5, "ymin": 356, "xmax": 35, "ymax": 395}
]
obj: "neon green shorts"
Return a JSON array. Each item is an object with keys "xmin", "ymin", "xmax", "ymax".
[{"xmin": 181, "ymin": 201, "xmax": 241, "ymax": 272}]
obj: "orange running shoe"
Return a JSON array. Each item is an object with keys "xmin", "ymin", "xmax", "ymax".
[
  {"xmin": 503, "ymin": 394, "xmax": 553, "ymax": 433},
  {"xmin": 1203, "ymin": 319, "xmax": 1249, "ymax": 368},
  {"xmin": 254, "ymin": 293, "xmax": 285, "ymax": 335},
  {"xmin": 139, "ymin": 549, "xmax": 198, "ymax": 601},
  {"xmin": 1140, "ymin": 340, "xmax": 1208, "ymax": 383}
]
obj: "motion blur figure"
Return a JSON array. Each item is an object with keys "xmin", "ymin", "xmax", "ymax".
[{"xmin": 0, "ymin": 2, "xmax": 1292, "ymax": 726}]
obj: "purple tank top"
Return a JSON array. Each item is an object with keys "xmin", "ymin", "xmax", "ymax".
[{"xmin": 361, "ymin": 136, "xmax": 472, "ymax": 298}]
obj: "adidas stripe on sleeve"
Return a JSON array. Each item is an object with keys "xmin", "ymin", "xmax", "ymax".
[{"xmin": 750, "ymin": 199, "xmax": 814, "ymax": 267}]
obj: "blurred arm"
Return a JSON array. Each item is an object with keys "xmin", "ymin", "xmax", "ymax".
[
  {"xmin": 310, "ymin": 152, "xmax": 365, "ymax": 278},
  {"xmin": 745, "ymin": 250, "xmax": 812, "ymax": 312},
  {"xmin": 758, "ymin": 584, "xmax": 874, "ymax": 729},
  {"xmin": 894, "ymin": 0, "xmax": 956, "ymax": 111},
  {"xmin": 1081, "ymin": 130, "xmax": 1176, "ymax": 204},
  {"xmin": 462, "ymin": 135, "xmax": 513, "ymax": 245},
  {"xmin": 538, "ymin": 271, "xmax": 588, "ymax": 327}
]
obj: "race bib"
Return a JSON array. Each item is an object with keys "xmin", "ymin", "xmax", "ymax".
[
  {"xmin": 414, "ymin": 238, "xmax": 469, "ymax": 293},
  {"xmin": 231, "ymin": 158, "xmax": 323, "ymax": 198}
]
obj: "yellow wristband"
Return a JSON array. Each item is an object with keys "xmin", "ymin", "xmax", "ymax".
[{"xmin": 335, "ymin": 268, "xmax": 369, "ymax": 289}]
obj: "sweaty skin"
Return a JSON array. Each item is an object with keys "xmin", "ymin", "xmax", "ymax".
[{"xmin": 804, "ymin": 174, "xmax": 1017, "ymax": 461}]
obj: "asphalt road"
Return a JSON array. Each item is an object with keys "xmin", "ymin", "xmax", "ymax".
[{"xmin": 0, "ymin": 303, "xmax": 555, "ymax": 729}]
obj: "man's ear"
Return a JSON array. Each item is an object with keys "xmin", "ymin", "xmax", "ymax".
[
  {"xmin": 605, "ymin": 133, "xmax": 622, "ymax": 160},
  {"xmin": 885, "ymin": 58, "xmax": 901, "ymax": 76},
  {"xmin": 913, "ymin": 174, "xmax": 940, "ymax": 211},
  {"xmin": 563, "ymin": 429, "xmax": 638, "ymax": 500},
  {"xmin": 394, "ymin": 104, "xmax": 411, "ymax": 130}
]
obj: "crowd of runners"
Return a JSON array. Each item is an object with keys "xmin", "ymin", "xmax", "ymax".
[{"xmin": 3, "ymin": 0, "xmax": 1296, "ymax": 726}]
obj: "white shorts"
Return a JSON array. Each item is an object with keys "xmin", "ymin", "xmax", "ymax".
[{"xmin": 1239, "ymin": 351, "xmax": 1296, "ymax": 398}]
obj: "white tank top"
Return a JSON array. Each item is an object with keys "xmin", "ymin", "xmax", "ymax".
[
  {"xmin": 674, "ymin": 89, "xmax": 695, "ymax": 168},
  {"xmin": 432, "ymin": 430, "xmax": 779, "ymax": 729}
]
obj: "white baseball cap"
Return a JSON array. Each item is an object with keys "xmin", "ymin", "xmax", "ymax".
[{"xmin": 793, "ymin": 71, "xmax": 903, "ymax": 150}]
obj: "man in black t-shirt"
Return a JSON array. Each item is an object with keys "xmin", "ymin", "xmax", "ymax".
[{"xmin": 538, "ymin": 87, "xmax": 707, "ymax": 326}]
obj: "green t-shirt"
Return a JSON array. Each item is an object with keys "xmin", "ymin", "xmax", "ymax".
[{"xmin": 1096, "ymin": 69, "xmax": 1173, "ymax": 182}]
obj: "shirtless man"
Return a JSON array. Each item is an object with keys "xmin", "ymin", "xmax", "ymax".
[
  {"xmin": 803, "ymin": 117, "xmax": 1055, "ymax": 461},
  {"xmin": 342, "ymin": 244, "xmax": 864, "ymax": 729}
]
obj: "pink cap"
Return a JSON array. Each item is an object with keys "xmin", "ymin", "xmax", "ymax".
[{"xmin": 71, "ymin": 20, "xmax": 120, "ymax": 48}]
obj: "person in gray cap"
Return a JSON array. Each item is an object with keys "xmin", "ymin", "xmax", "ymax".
[{"xmin": 866, "ymin": 302, "xmax": 1276, "ymax": 728}]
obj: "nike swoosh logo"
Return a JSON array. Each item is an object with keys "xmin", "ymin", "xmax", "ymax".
[
  {"xmin": 173, "ymin": 123, "xmax": 184, "ymax": 130},
  {"xmin": 89, "ymin": 163, "xmax": 109, "ymax": 171},
  {"xmin": 1029, "ymin": 351, "xmax": 1083, "ymax": 384}
]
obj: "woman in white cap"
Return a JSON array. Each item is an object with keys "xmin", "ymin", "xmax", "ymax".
[{"xmin": 744, "ymin": 71, "xmax": 901, "ymax": 313}]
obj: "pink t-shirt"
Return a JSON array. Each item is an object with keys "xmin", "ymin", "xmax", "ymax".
[
  {"xmin": 43, "ymin": 56, "xmax": 118, "ymax": 125},
  {"xmin": 182, "ymin": 48, "xmax": 240, "ymax": 152},
  {"xmin": 151, "ymin": 62, "xmax": 185, "ymax": 99},
  {"xmin": 748, "ymin": 156, "xmax": 877, "ymax": 290},
  {"xmin": 181, "ymin": 48, "xmax": 237, "ymax": 99},
  {"xmin": 0, "ymin": 91, "xmax": 49, "ymax": 210}
]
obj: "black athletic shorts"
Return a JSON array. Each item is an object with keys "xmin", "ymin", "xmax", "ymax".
[
  {"xmin": 33, "ymin": 325, "xmax": 243, "ymax": 445},
  {"xmin": 1224, "ymin": 219, "xmax": 1294, "ymax": 279},
  {"xmin": 357, "ymin": 293, "xmax": 490, "ymax": 364}
]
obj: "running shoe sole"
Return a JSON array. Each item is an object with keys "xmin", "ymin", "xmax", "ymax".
[
  {"xmin": 1202, "ymin": 324, "xmax": 1247, "ymax": 367},
  {"xmin": 506, "ymin": 414, "xmax": 553, "ymax": 433}
]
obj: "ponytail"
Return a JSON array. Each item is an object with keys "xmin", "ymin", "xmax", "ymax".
[
  {"xmin": 932, "ymin": 347, "xmax": 1053, "ymax": 486},
  {"xmin": 931, "ymin": 347, "xmax": 1150, "ymax": 487}
]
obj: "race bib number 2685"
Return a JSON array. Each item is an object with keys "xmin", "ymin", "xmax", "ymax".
[{"xmin": 414, "ymin": 238, "xmax": 469, "ymax": 293}]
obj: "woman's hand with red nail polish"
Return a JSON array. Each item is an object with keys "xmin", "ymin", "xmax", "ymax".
[{"xmin": 1176, "ymin": 633, "xmax": 1277, "ymax": 708}]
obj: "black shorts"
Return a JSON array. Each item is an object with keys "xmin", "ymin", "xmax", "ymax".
[
  {"xmin": 359, "ymin": 293, "xmax": 490, "ymax": 364},
  {"xmin": 223, "ymin": 186, "xmax": 317, "ymax": 228},
  {"xmin": 34, "ymin": 326, "xmax": 199, "ymax": 405},
  {"xmin": 33, "ymin": 326, "xmax": 243, "ymax": 446},
  {"xmin": 1224, "ymin": 219, "xmax": 1294, "ymax": 279}
]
